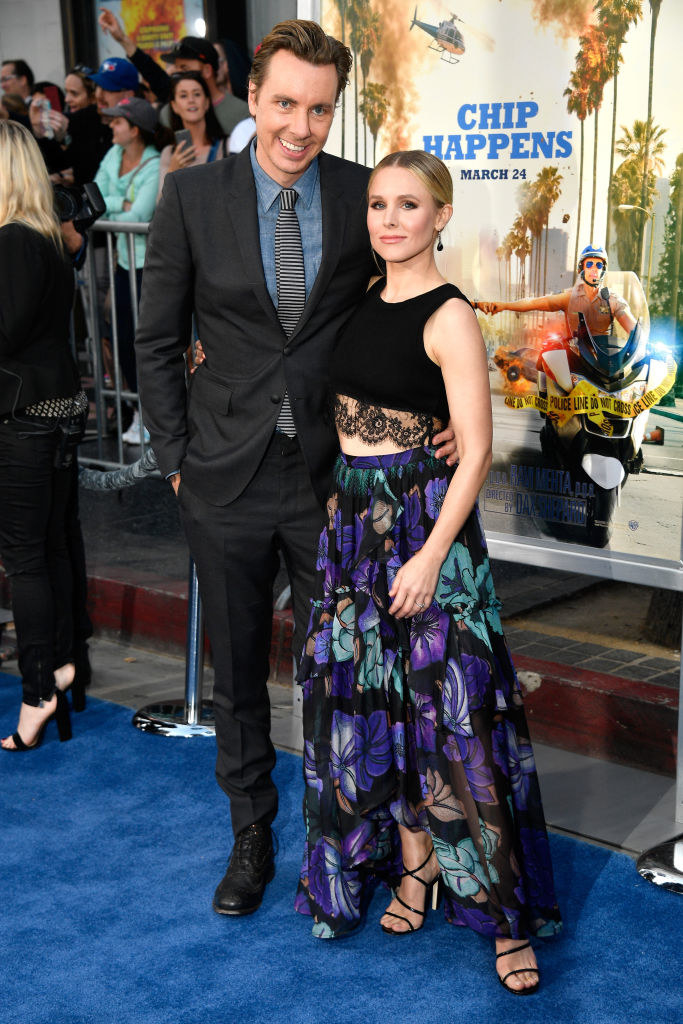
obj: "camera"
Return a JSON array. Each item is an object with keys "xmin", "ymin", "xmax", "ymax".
[
  {"xmin": 54, "ymin": 410, "xmax": 87, "ymax": 469},
  {"xmin": 53, "ymin": 181, "xmax": 106, "ymax": 234}
]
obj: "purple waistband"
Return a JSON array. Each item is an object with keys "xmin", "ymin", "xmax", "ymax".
[{"xmin": 338, "ymin": 445, "xmax": 439, "ymax": 471}]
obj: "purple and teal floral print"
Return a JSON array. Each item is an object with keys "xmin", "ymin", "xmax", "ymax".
[
  {"xmin": 296, "ymin": 446, "xmax": 562, "ymax": 942},
  {"xmin": 410, "ymin": 607, "xmax": 448, "ymax": 674},
  {"xmin": 442, "ymin": 656, "xmax": 472, "ymax": 737}
]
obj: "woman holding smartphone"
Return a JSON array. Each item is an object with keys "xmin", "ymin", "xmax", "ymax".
[{"xmin": 157, "ymin": 72, "xmax": 227, "ymax": 199}]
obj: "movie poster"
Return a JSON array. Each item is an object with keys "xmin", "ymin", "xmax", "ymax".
[
  {"xmin": 95, "ymin": 0, "xmax": 205, "ymax": 64},
  {"xmin": 316, "ymin": 0, "xmax": 683, "ymax": 566}
]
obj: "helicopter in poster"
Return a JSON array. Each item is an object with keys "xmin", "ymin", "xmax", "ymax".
[{"xmin": 410, "ymin": 8, "xmax": 495, "ymax": 64}]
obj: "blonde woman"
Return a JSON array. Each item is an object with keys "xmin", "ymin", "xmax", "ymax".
[
  {"xmin": 0, "ymin": 120, "xmax": 87, "ymax": 750},
  {"xmin": 296, "ymin": 151, "xmax": 561, "ymax": 993}
]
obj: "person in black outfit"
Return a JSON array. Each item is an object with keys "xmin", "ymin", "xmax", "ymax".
[
  {"xmin": 63, "ymin": 66, "xmax": 112, "ymax": 185},
  {"xmin": 28, "ymin": 82, "xmax": 72, "ymax": 180},
  {"xmin": 1, "ymin": 59, "xmax": 33, "ymax": 105},
  {"xmin": 0, "ymin": 121, "xmax": 87, "ymax": 750},
  {"xmin": 53, "ymin": 66, "xmax": 105, "ymax": 688},
  {"xmin": 296, "ymin": 151, "xmax": 561, "ymax": 993},
  {"xmin": 214, "ymin": 39, "xmax": 252, "ymax": 100}
]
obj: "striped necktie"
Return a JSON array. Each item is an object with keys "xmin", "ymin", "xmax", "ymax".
[{"xmin": 274, "ymin": 187, "xmax": 305, "ymax": 437}]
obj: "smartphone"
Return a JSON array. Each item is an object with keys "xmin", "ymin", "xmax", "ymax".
[
  {"xmin": 174, "ymin": 129, "xmax": 193, "ymax": 150},
  {"xmin": 32, "ymin": 95, "xmax": 55, "ymax": 139}
]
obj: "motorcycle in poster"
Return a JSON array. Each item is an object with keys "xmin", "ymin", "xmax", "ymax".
[{"xmin": 478, "ymin": 269, "xmax": 676, "ymax": 548}]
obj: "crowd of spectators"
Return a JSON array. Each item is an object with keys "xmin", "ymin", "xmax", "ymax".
[{"xmin": 1, "ymin": 9, "xmax": 255, "ymax": 445}]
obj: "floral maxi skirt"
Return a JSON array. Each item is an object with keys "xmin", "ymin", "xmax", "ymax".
[{"xmin": 295, "ymin": 446, "xmax": 563, "ymax": 940}]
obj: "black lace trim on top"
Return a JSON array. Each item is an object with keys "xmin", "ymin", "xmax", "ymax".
[{"xmin": 333, "ymin": 394, "xmax": 443, "ymax": 447}]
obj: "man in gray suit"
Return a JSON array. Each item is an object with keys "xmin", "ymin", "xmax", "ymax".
[{"xmin": 136, "ymin": 20, "xmax": 452, "ymax": 917}]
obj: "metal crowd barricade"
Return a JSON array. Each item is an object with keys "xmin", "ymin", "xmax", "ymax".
[
  {"xmin": 77, "ymin": 220, "xmax": 151, "ymax": 470},
  {"xmin": 74, "ymin": 220, "xmax": 214, "ymax": 736}
]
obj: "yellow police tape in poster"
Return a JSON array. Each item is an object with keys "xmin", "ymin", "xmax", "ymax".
[{"xmin": 505, "ymin": 355, "xmax": 677, "ymax": 435}]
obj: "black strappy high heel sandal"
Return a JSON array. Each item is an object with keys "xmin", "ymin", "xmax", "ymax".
[
  {"xmin": 67, "ymin": 673, "xmax": 86, "ymax": 713},
  {"xmin": 57, "ymin": 661, "xmax": 86, "ymax": 713},
  {"xmin": 381, "ymin": 847, "xmax": 441, "ymax": 935},
  {"xmin": 496, "ymin": 941, "xmax": 540, "ymax": 995},
  {"xmin": 2, "ymin": 690, "xmax": 72, "ymax": 751},
  {"xmin": 70, "ymin": 646, "xmax": 91, "ymax": 712}
]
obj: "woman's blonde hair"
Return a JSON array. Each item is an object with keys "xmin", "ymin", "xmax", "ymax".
[
  {"xmin": 0, "ymin": 120, "xmax": 62, "ymax": 247},
  {"xmin": 370, "ymin": 149, "xmax": 453, "ymax": 209}
]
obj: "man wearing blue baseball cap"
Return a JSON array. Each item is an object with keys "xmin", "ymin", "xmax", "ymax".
[{"xmin": 91, "ymin": 56, "xmax": 139, "ymax": 120}]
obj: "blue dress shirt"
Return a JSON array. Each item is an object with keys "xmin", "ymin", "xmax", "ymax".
[{"xmin": 249, "ymin": 140, "xmax": 322, "ymax": 305}]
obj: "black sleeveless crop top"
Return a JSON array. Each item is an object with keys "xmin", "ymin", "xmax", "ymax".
[{"xmin": 330, "ymin": 279, "xmax": 471, "ymax": 446}]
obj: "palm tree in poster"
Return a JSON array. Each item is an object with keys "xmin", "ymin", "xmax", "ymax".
[
  {"xmin": 637, "ymin": 0, "xmax": 663, "ymax": 270},
  {"xmin": 610, "ymin": 161, "xmax": 646, "ymax": 270},
  {"xmin": 596, "ymin": 0, "xmax": 643, "ymax": 252},
  {"xmin": 499, "ymin": 216, "xmax": 531, "ymax": 299},
  {"xmin": 495, "ymin": 242, "xmax": 505, "ymax": 298},
  {"xmin": 650, "ymin": 154, "xmax": 683, "ymax": 356},
  {"xmin": 651, "ymin": 152, "xmax": 679, "ymax": 335},
  {"xmin": 535, "ymin": 166, "xmax": 563, "ymax": 292},
  {"xmin": 359, "ymin": 81, "xmax": 388, "ymax": 166},
  {"xmin": 358, "ymin": 8, "xmax": 381, "ymax": 165},
  {"xmin": 333, "ymin": 0, "xmax": 349, "ymax": 157},
  {"xmin": 511, "ymin": 218, "xmax": 532, "ymax": 298},
  {"xmin": 500, "ymin": 232, "xmax": 514, "ymax": 300},
  {"xmin": 576, "ymin": 25, "xmax": 610, "ymax": 242},
  {"xmin": 518, "ymin": 179, "xmax": 546, "ymax": 296},
  {"xmin": 564, "ymin": 75, "xmax": 589, "ymax": 270},
  {"xmin": 616, "ymin": 117, "xmax": 666, "ymax": 174},
  {"xmin": 347, "ymin": 0, "xmax": 369, "ymax": 164},
  {"xmin": 610, "ymin": 118, "xmax": 666, "ymax": 270}
]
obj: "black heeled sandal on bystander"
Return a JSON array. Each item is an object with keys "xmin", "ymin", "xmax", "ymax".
[
  {"xmin": 1, "ymin": 689, "xmax": 72, "ymax": 751},
  {"xmin": 67, "ymin": 673, "xmax": 86, "ymax": 713},
  {"xmin": 380, "ymin": 847, "xmax": 441, "ymax": 935},
  {"xmin": 56, "ymin": 661, "xmax": 85, "ymax": 712},
  {"xmin": 496, "ymin": 941, "xmax": 540, "ymax": 995},
  {"xmin": 70, "ymin": 645, "xmax": 91, "ymax": 712}
]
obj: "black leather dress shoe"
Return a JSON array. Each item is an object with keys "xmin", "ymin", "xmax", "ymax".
[{"xmin": 212, "ymin": 823, "xmax": 275, "ymax": 916}]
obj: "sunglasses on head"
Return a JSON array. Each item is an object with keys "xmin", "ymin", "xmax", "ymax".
[
  {"xmin": 584, "ymin": 259, "xmax": 605, "ymax": 269},
  {"xmin": 70, "ymin": 64, "xmax": 95, "ymax": 79}
]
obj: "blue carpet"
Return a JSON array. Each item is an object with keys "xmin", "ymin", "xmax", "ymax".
[{"xmin": 0, "ymin": 671, "xmax": 679, "ymax": 1024}]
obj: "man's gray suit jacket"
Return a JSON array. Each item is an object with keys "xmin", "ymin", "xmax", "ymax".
[{"xmin": 135, "ymin": 145, "xmax": 373, "ymax": 507}]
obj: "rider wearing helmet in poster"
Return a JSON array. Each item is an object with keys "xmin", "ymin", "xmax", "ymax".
[{"xmin": 477, "ymin": 244, "xmax": 637, "ymax": 338}]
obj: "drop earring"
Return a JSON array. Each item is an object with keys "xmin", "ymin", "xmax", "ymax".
[{"xmin": 436, "ymin": 231, "xmax": 443, "ymax": 252}]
